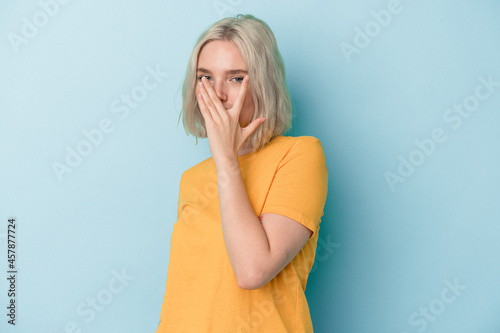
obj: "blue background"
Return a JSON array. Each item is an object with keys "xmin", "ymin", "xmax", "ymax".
[{"xmin": 1, "ymin": 0, "xmax": 499, "ymax": 332}]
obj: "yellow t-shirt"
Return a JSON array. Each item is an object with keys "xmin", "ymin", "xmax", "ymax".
[{"xmin": 157, "ymin": 135, "xmax": 329, "ymax": 332}]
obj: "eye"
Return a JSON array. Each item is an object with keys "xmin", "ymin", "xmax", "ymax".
[
  {"xmin": 232, "ymin": 76, "xmax": 244, "ymax": 83},
  {"xmin": 197, "ymin": 75, "xmax": 211, "ymax": 81}
]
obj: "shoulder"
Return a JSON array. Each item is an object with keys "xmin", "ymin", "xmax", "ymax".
[
  {"xmin": 270, "ymin": 136, "xmax": 327, "ymax": 175},
  {"xmin": 179, "ymin": 155, "xmax": 213, "ymax": 184},
  {"xmin": 278, "ymin": 134, "xmax": 322, "ymax": 145},
  {"xmin": 294, "ymin": 135, "xmax": 323, "ymax": 147},
  {"xmin": 278, "ymin": 135, "xmax": 326, "ymax": 156}
]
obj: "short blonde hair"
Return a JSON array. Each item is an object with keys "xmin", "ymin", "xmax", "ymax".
[{"xmin": 178, "ymin": 14, "xmax": 293, "ymax": 152}]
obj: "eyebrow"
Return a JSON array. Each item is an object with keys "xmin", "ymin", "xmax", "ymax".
[{"xmin": 196, "ymin": 68, "xmax": 248, "ymax": 75}]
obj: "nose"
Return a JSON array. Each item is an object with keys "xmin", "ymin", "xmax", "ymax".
[{"xmin": 213, "ymin": 80, "xmax": 227, "ymax": 104}]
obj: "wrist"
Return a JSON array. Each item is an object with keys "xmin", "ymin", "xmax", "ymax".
[{"xmin": 214, "ymin": 156, "xmax": 240, "ymax": 177}]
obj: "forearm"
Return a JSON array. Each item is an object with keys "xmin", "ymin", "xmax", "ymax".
[{"xmin": 215, "ymin": 157, "xmax": 271, "ymax": 288}]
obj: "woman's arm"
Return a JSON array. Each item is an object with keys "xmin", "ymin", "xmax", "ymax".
[
  {"xmin": 196, "ymin": 75, "xmax": 312, "ymax": 290},
  {"xmin": 216, "ymin": 158, "xmax": 312, "ymax": 290}
]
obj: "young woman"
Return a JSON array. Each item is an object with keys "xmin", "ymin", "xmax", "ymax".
[{"xmin": 156, "ymin": 14, "xmax": 329, "ymax": 332}]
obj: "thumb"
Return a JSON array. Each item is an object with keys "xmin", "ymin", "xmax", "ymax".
[{"xmin": 243, "ymin": 118, "xmax": 266, "ymax": 136}]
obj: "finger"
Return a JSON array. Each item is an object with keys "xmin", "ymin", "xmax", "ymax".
[
  {"xmin": 199, "ymin": 80, "xmax": 221, "ymax": 122},
  {"xmin": 242, "ymin": 117, "xmax": 265, "ymax": 137},
  {"xmin": 232, "ymin": 75, "xmax": 249, "ymax": 114},
  {"xmin": 201, "ymin": 78, "xmax": 226, "ymax": 115},
  {"xmin": 196, "ymin": 90, "xmax": 213, "ymax": 124},
  {"xmin": 202, "ymin": 77, "xmax": 227, "ymax": 113}
]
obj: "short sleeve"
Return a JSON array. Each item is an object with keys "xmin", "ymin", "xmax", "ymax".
[{"xmin": 261, "ymin": 137, "xmax": 328, "ymax": 239}]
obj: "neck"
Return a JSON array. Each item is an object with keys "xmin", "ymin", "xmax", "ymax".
[{"xmin": 238, "ymin": 143, "xmax": 253, "ymax": 157}]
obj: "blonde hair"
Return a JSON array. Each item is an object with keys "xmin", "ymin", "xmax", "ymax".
[{"xmin": 177, "ymin": 14, "xmax": 293, "ymax": 152}]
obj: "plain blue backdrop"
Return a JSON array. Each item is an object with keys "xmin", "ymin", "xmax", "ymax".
[{"xmin": 1, "ymin": 0, "xmax": 499, "ymax": 332}]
